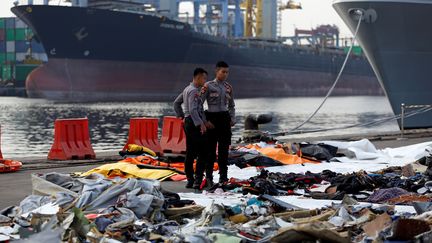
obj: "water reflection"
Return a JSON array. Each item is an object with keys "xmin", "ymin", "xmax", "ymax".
[{"xmin": 0, "ymin": 96, "xmax": 399, "ymax": 157}]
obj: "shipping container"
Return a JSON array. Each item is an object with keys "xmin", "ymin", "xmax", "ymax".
[
  {"xmin": 15, "ymin": 52, "xmax": 26, "ymax": 62},
  {"xmin": 6, "ymin": 29, "xmax": 14, "ymax": 41},
  {"xmin": 0, "ymin": 41, "xmax": 5, "ymax": 52},
  {"xmin": 16, "ymin": 53, "xmax": 47, "ymax": 63},
  {"xmin": 2, "ymin": 65, "xmax": 12, "ymax": 80},
  {"xmin": 6, "ymin": 41, "xmax": 15, "ymax": 52},
  {"xmin": 0, "ymin": 29, "xmax": 4, "ymax": 41},
  {"xmin": 15, "ymin": 64, "xmax": 38, "ymax": 81},
  {"xmin": 15, "ymin": 18, "xmax": 27, "ymax": 28},
  {"xmin": 0, "ymin": 54, "xmax": 5, "ymax": 64},
  {"xmin": 5, "ymin": 18, "xmax": 14, "ymax": 29},
  {"xmin": 15, "ymin": 40, "xmax": 28, "ymax": 52},
  {"xmin": 344, "ymin": 46, "xmax": 362, "ymax": 56},
  {"xmin": 6, "ymin": 52, "xmax": 15, "ymax": 62},
  {"xmin": 0, "ymin": 19, "xmax": 5, "ymax": 29},
  {"xmin": 15, "ymin": 28, "xmax": 27, "ymax": 41}
]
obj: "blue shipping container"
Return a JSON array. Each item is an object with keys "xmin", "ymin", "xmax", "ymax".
[
  {"xmin": 0, "ymin": 41, "xmax": 5, "ymax": 52},
  {"xmin": 15, "ymin": 40, "xmax": 29, "ymax": 52},
  {"xmin": 5, "ymin": 18, "xmax": 14, "ymax": 29}
]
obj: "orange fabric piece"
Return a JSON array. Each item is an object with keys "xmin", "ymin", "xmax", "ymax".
[
  {"xmin": 0, "ymin": 159, "xmax": 22, "ymax": 173},
  {"xmin": 170, "ymin": 174, "xmax": 187, "ymax": 181},
  {"xmin": 243, "ymin": 145, "xmax": 317, "ymax": 165}
]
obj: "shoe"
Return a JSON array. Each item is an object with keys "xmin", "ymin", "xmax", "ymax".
[
  {"xmin": 185, "ymin": 181, "xmax": 194, "ymax": 189},
  {"xmin": 219, "ymin": 177, "xmax": 228, "ymax": 184},
  {"xmin": 193, "ymin": 182, "xmax": 201, "ymax": 190},
  {"xmin": 193, "ymin": 178, "xmax": 203, "ymax": 190}
]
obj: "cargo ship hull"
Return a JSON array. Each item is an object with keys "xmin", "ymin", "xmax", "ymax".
[
  {"xmin": 12, "ymin": 5, "xmax": 381, "ymax": 101},
  {"xmin": 334, "ymin": 0, "xmax": 432, "ymax": 128}
]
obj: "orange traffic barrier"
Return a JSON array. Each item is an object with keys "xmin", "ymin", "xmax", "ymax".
[
  {"xmin": 123, "ymin": 118, "xmax": 162, "ymax": 155},
  {"xmin": 0, "ymin": 160, "xmax": 22, "ymax": 173},
  {"xmin": 48, "ymin": 118, "xmax": 96, "ymax": 160},
  {"xmin": 160, "ymin": 116, "xmax": 186, "ymax": 154}
]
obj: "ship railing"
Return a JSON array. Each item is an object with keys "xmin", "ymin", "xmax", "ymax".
[{"xmin": 399, "ymin": 103, "xmax": 432, "ymax": 139}]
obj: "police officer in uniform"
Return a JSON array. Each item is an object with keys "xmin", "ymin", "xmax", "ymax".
[
  {"xmin": 173, "ymin": 68, "xmax": 209, "ymax": 189},
  {"xmin": 203, "ymin": 61, "xmax": 235, "ymax": 184}
]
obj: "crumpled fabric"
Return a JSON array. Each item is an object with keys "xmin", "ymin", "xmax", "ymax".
[
  {"xmin": 120, "ymin": 187, "xmax": 164, "ymax": 218},
  {"xmin": 42, "ymin": 172, "xmax": 83, "ymax": 193},
  {"xmin": 245, "ymin": 144, "xmax": 317, "ymax": 165},
  {"xmin": 81, "ymin": 162, "xmax": 177, "ymax": 181},
  {"xmin": 228, "ymin": 152, "xmax": 283, "ymax": 168},
  {"xmin": 18, "ymin": 195, "xmax": 51, "ymax": 215},
  {"xmin": 85, "ymin": 178, "xmax": 163, "ymax": 212},
  {"xmin": 54, "ymin": 192, "xmax": 76, "ymax": 207},
  {"xmin": 300, "ymin": 143, "xmax": 338, "ymax": 161},
  {"xmin": 75, "ymin": 175, "xmax": 113, "ymax": 208},
  {"xmin": 368, "ymin": 187, "xmax": 410, "ymax": 203}
]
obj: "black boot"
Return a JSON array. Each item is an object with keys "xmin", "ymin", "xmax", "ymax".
[
  {"xmin": 185, "ymin": 180, "xmax": 194, "ymax": 189},
  {"xmin": 219, "ymin": 177, "xmax": 228, "ymax": 184},
  {"xmin": 193, "ymin": 178, "xmax": 203, "ymax": 190}
]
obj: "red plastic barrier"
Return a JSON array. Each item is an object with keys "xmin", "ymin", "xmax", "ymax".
[
  {"xmin": 160, "ymin": 116, "xmax": 186, "ymax": 154},
  {"xmin": 123, "ymin": 117, "xmax": 162, "ymax": 155},
  {"xmin": 48, "ymin": 118, "xmax": 96, "ymax": 160}
]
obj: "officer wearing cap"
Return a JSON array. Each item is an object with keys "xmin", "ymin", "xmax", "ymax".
[
  {"xmin": 173, "ymin": 67, "xmax": 209, "ymax": 189},
  {"xmin": 203, "ymin": 61, "xmax": 235, "ymax": 184}
]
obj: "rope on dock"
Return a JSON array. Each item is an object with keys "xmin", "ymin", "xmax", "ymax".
[
  {"xmin": 270, "ymin": 105, "xmax": 432, "ymax": 136},
  {"xmin": 284, "ymin": 11, "xmax": 364, "ymax": 134}
]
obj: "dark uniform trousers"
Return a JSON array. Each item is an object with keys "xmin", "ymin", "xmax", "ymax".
[
  {"xmin": 206, "ymin": 111, "xmax": 231, "ymax": 181},
  {"xmin": 183, "ymin": 117, "xmax": 208, "ymax": 183}
]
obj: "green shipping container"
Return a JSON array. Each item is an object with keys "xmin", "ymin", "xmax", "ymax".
[
  {"xmin": 0, "ymin": 19, "xmax": 4, "ymax": 29},
  {"xmin": 6, "ymin": 29, "xmax": 14, "ymax": 41},
  {"xmin": 15, "ymin": 64, "xmax": 38, "ymax": 81},
  {"xmin": 344, "ymin": 46, "xmax": 362, "ymax": 56},
  {"xmin": 6, "ymin": 52, "xmax": 15, "ymax": 62},
  {"xmin": 25, "ymin": 28, "xmax": 33, "ymax": 38},
  {"xmin": 15, "ymin": 28, "xmax": 27, "ymax": 41},
  {"xmin": 352, "ymin": 46, "xmax": 362, "ymax": 55},
  {"xmin": 2, "ymin": 65, "xmax": 12, "ymax": 80},
  {"xmin": 0, "ymin": 54, "xmax": 5, "ymax": 64}
]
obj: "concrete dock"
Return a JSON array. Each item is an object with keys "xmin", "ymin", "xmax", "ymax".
[{"xmin": 1, "ymin": 129, "xmax": 432, "ymax": 209}]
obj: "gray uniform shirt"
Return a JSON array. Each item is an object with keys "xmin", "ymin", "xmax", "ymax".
[
  {"xmin": 173, "ymin": 83, "xmax": 207, "ymax": 126},
  {"xmin": 203, "ymin": 79, "xmax": 235, "ymax": 123}
]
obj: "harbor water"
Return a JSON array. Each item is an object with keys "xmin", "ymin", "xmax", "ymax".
[{"xmin": 0, "ymin": 96, "xmax": 399, "ymax": 158}]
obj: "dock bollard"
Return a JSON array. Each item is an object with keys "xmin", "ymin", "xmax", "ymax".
[
  {"xmin": 48, "ymin": 118, "xmax": 96, "ymax": 160},
  {"xmin": 123, "ymin": 117, "xmax": 162, "ymax": 155}
]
